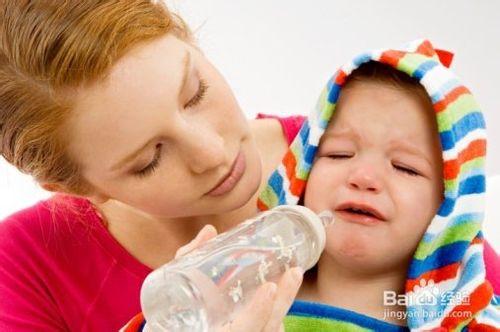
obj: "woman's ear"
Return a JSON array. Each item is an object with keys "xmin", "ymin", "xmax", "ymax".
[
  {"xmin": 40, "ymin": 182, "xmax": 66, "ymax": 194},
  {"xmin": 84, "ymin": 189, "xmax": 110, "ymax": 205},
  {"xmin": 40, "ymin": 182, "xmax": 110, "ymax": 204},
  {"xmin": 88, "ymin": 192, "xmax": 110, "ymax": 205}
]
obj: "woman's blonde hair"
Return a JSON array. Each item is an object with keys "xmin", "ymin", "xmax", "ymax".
[{"xmin": 0, "ymin": 0, "xmax": 192, "ymax": 195}]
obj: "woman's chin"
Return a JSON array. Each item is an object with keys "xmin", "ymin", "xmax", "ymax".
[
  {"xmin": 228, "ymin": 148, "xmax": 263, "ymax": 209},
  {"xmin": 205, "ymin": 166, "xmax": 261, "ymax": 213},
  {"xmin": 227, "ymin": 168, "xmax": 262, "ymax": 210}
]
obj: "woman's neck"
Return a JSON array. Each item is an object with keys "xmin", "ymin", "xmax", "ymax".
[
  {"xmin": 299, "ymin": 254, "xmax": 409, "ymax": 326},
  {"xmin": 96, "ymin": 179, "xmax": 262, "ymax": 269}
]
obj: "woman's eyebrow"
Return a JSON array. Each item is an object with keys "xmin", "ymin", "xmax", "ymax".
[
  {"xmin": 177, "ymin": 51, "xmax": 192, "ymax": 99},
  {"xmin": 109, "ymin": 51, "xmax": 191, "ymax": 173},
  {"xmin": 109, "ymin": 136, "xmax": 158, "ymax": 172}
]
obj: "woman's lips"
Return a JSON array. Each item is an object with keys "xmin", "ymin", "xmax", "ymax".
[
  {"xmin": 206, "ymin": 151, "xmax": 246, "ymax": 197},
  {"xmin": 335, "ymin": 210, "xmax": 385, "ymax": 226}
]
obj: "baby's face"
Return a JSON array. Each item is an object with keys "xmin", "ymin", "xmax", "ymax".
[{"xmin": 304, "ymin": 81, "xmax": 444, "ymax": 273}]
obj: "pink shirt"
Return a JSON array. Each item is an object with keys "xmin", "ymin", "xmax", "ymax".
[
  {"xmin": 0, "ymin": 115, "xmax": 498, "ymax": 331},
  {"xmin": 0, "ymin": 195, "xmax": 152, "ymax": 331}
]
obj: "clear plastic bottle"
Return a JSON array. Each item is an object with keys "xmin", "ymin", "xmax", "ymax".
[{"xmin": 140, "ymin": 205, "xmax": 333, "ymax": 332}]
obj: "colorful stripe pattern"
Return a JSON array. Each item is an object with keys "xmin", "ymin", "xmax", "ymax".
[
  {"xmin": 285, "ymin": 300, "xmax": 408, "ymax": 331},
  {"xmin": 120, "ymin": 312, "xmax": 145, "ymax": 332},
  {"xmin": 257, "ymin": 39, "xmax": 499, "ymax": 331}
]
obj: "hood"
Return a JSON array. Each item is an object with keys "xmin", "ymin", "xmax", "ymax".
[{"xmin": 257, "ymin": 39, "xmax": 499, "ymax": 330}]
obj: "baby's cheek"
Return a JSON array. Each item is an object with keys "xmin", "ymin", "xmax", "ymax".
[
  {"xmin": 396, "ymin": 189, "xmax": 435, "ymax": 245},
  {"xmin": 404, "ymin": 188, "xmax": 438, "ymax": 234},
  {"xmin": 304, "ymin": 162, "xmax": 336, "ymax": 209}
]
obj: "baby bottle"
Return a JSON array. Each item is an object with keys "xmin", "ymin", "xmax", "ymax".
[{"xmin": 140, "ymin": 205, "xmax": 333, "ymax": 332}]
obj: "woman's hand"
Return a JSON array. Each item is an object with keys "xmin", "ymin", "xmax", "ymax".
[
  {"xmin": 175, "ymin": 225, "xmax": 303, "ymax": 332},
  {"xmin": 174, "ymin": 224, "xmax": 219, "ymax": 259}
]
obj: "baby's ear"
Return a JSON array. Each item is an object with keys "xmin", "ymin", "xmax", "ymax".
[{"xmin": 435, "ymin": 49, "xmax": 454, "ymax": 68}]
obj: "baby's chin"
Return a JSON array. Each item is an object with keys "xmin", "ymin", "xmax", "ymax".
[
  {"xmin": 325, "ymin": 221, "xmax": 387, "ymax": 253},
  {"xmin": 323, "ymin": 227, "xmax": 410, "ymax": 274},
  {"xmin": 323, "ymin": 245, "xmax": 404, "ymax": 276},
  {"xmin": 326, "ymin": 235, "xmax": 374, "ymax": 261}
]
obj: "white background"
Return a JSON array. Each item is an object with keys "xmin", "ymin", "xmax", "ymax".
[{"xmin": 1, "ymin": 1, "xmax": 498, "ymax": 250}]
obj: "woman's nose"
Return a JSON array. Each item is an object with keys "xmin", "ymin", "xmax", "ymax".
[
  {"xmin": 347, "ymin": 163, "xmax": 382, "ymax": 193},
  {"xmin": 178, "ymin": 123, "xmax": 226, "ymax": 174}
]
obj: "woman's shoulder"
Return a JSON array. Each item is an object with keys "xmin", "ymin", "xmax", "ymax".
[
  {"xmin": 250, "ymin": 113, "xmax": 306, "ymax": 185},
  {"xmin": 0, "ymin": 195, "xmax": 104, "ymax": 267},
  {"xmin": 0, "ymin": 195, "xmax": 145, "ymax": 330},
  {"xmin": 0, "ymin": 194, "xmax": 95, "ymax": 230},
  {"xmin": 253, "ymin": 113, "xmax": 306, "ymax": 145},
  {"xmin": 0, "ymin": 195, "xmax": 100, "ymax": 330}
]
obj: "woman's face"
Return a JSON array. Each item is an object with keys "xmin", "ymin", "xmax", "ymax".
[{"xmin": 65, "ymin": 34, "xmax": 262, "ymax": 218}]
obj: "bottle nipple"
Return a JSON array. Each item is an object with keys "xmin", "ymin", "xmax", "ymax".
[{"xmin": 318, "ymin": 210, "xmax": 334, "ymax": 227}]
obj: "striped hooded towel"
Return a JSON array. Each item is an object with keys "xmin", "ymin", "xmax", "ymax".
[{"xmin": 257, "ymin": 39, "xmax": 500, "ymax": 331}]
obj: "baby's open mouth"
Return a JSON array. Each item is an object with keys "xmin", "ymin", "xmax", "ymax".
[
  {"xmin": 343, "ymin": 207, "xmax": 377, "ymax": 218},
  {"xmin": 335, "ymin": 202, "xmax": 386, "ymax": 221}
]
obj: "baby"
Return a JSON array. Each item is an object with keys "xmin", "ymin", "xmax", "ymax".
[
  {"xmin": 299, "ymin": 60, "xmax": 444, "ymax": 328},
  {"xmin": 257, "ymin": 40, "xmax": 499, "ymax": 331}
]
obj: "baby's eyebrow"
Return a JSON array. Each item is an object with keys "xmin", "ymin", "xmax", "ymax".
[
  {"xmin": 321, "ymin": 127, "xmax": 361, "ymax": 142},
  {"xmin": 389, "ymin": 140, "xmax": 432, "ymax": 167}
]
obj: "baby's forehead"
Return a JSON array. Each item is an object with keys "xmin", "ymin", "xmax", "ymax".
[
  {"xmin": 322, "ymin": 123, "xmax": 420, "ymax": 144},
  {"xmin": 325, "ymin": 85, "xmax": 439, "ymax": 138}
]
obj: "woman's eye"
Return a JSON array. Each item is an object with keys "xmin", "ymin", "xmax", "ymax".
[
  {"xmin": 184, "ymin": 78, "xmax": 208, "ymax": 109},
  {"xmin": 393, "ymin": 164, "xmax": 420, "ymax": 176},
  {"xmin": 134, "ymin": 144, "xmax": 163, "ymax": 178}
]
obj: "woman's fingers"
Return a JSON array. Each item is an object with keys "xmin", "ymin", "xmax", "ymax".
[
  {"xmin": 174, "ymin": 224, "xmax": 217, "ymax": 259},
  {"xmin": 262, "ymin": 267, "xmax": 303, "ymax": 332},
  {"xmin": 220, "ymin": 267, "xmax": 303, "ymax": 332},
  {"xmin": 222, "ymin": 282, "xmax": 278, "ymax": 332},
  {"xmin": 175, "ymin": 226, "xmax": 302, "ymax": 332}
]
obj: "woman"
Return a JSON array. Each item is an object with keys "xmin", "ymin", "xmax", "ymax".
[
  {"xmin": 0, "ymin": 1, "xmax": 497, "ymax": 331},
  {"xmin": 0, "ymin": 1, "xmax": 303, "ymax": 330}
]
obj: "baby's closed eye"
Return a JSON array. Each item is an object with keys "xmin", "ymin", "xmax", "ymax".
[
  {"xmin": 392, "ymin": 164, "xmax": 420, "ymax": 176},
  {"xmin": 326, "ymin": 153, "xmax": 353, "ymax": 159}
]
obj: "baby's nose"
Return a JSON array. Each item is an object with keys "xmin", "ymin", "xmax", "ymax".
[{"xmin": 347, "ymin": 165, "xmax": 382, "ymax": 193}]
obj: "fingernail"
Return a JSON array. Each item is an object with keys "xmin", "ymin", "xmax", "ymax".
[
  {"xmin": 197, "ymin": 225, "xmax": 212, "ymax": 239},
  {"xmin": 292, "ymin": 267, "xmax": 304, "ymax": 283},
  {"xmin": 267, "ymin": 283, "xmax": 277, "ymax": 298}
]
